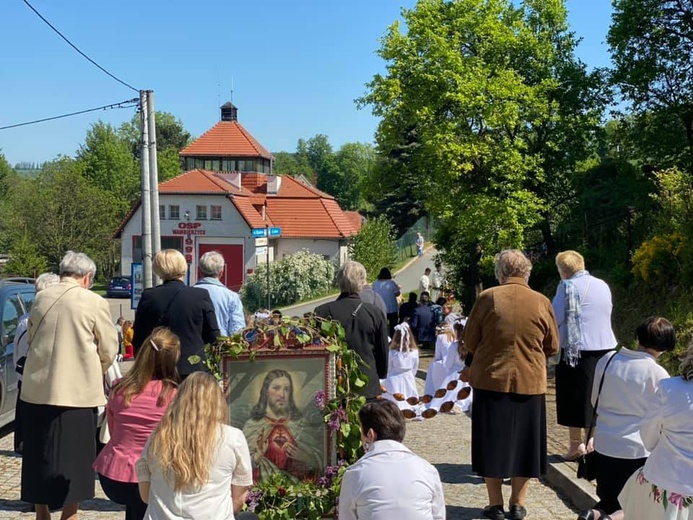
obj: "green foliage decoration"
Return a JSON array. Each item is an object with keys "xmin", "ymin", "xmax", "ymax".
[
  {"xmin": 199, "ymin": 316, "xmax": 366, "ymax": 519},
  {"xmin": 241, "ymin": 250, "xmax": 335, "ymax": 311},
  {"xmin": 349, "ymin": 216, "xmax": 397, "ymax": 282}
]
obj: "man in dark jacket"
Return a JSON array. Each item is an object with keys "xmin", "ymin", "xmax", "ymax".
[
  {"xmin": 315, "ymin": 261, "xmax": 389, "ymax": 400},
  {"xmin": 410, "ymin": 292, "xmax": 436, "ymax": 349}
]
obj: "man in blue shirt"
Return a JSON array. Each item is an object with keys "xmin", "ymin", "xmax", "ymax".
[{"xmin": 194, "ymin": 251, "xmax": 246, "ymax": 336}]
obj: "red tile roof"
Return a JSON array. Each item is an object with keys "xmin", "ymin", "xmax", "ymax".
[
  {"xmin": 114, "ymin": 170, "xmax": 357, "ymax": 240},
  {"xmin": 180, "ymin": 121, "xmax": 273, "ymax": 159},
  {"xmin": 345, "ymin": 211, "xmax": 363, "ymax": 233}
]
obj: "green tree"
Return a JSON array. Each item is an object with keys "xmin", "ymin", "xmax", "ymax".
[
  {"xmin": 272, "ymin": 150, "xmax": 313, "ymax": 177},
  {"xmin": 307, "ymin": 134, "xmax": 334, "ymax": 184},
  {"xmin": 361, "ymin": 0, "xmax": 599, "ymax": 301},
  {"xmin": 0, "ymin": 152, "xmax": 14, "ymax": 198},
  {"xmin": 608, "ymin": 0, "xmax": 693, "ymax": 169},
  {"xmin": 349, "ymin": 216, "xmax": 397, "ymax": 282},
  {"xmin": 4, "ymin": 234, "xmax": 48, "ymax": 277},
  {"xmin": 8, "ymin": 157, "xmax": 121, "ymax": 275},
  {"xmin": 76, "ymin": 121, "xmax": 140, "ymax": 211}
]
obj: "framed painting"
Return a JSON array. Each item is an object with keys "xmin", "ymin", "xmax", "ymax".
[{"xmin": 223, "ymin": 348, "xmax": 336, "ymax": 484}]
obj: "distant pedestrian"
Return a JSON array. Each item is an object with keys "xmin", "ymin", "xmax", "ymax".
[
  {"xmin": 419, "ymin": 268, "xmax": 431, "ymax": 296},
  {"xmin": 339, "ymin": 400, "xmax": 445, "ymax": 520},
  {"xmin": 195, "ymin": 250, "xmax": 246, "ymax": 336},
  {"xmin": 399, "ymin": 292, "xmax": 418, "ymax": 324},
  {"xmin": 410, "ymin": 292, "xmax": 437, "ymax": 349},
  {"xmin": 133, "ymin": 249, "xmax": 220, "ymax": 379},
  {"xmin": 415, "ymin": 233, "xmax": 425, "ymax": 257},
  {"xmin": 122, "ymin": 320, "xmax": 134, "ymax": 360},
  {"xmin": 431, "ymin": 265, "xmax": 444, "ymax": 300},
  {"xmin": 315, "ymin": 261, "xmax": 389, "ymax": 400},
  {"xmin": 462, "ymin": 249, "xmax": 559, "ymax": 520},
  {"xmin": 12, "ymin": 272, "xmax": 60, "ymax": 455},
  {"xmin": 95, "ymin": 327, "xmax": 180, "ymax": 520},
  {"xmin": 372, "ymin": 267, "xmax": 401, "ymax": 335},
  {"xmin": 21, "ymin": 251, "xmax": 119, "ymax": 520}
]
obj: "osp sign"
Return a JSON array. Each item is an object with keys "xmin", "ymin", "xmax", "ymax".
[{"xmin": 173, "ymin": 222, "xmax": 206, "ymax": 235}]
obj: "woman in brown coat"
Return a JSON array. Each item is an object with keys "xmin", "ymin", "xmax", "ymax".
[{"xmin": 462, "ymin": 250, "xmax": 559, "ymax": 520}]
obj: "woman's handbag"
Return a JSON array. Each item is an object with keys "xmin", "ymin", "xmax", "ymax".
[{"xmin": 576, "ymin": 351, "xmax": 616, "ymax": 481}]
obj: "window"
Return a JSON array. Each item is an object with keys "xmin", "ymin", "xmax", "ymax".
[
  {"xmin": 211, "ymin": 160, "xmax": 220, "ymax": 171},
  {"xmin": 133, "ymin": 236, "xmax": 183, "ymax": 263},
  {"xmin": 169, "ymin": 205, "xmax": 180, "ymax": 220},
  {"xmin": 196, "ymin": 205, "xmax": 207, "ymax": 220},
  {"xmin": 222, "ymin": 159, "xmax": 236, "ymax": 171},
  {"xmin": 19, "ymin": 291, "xmax": 35, "ymax": 314},
  {"xmin": 2, "ymin": 295, "xmax": 23, "ymax": 341},
  {"xmin": 211, "ymin": 205, "xmax": 222, "ymax": 220},
  {"xmin": 159, "ymin": 205, "xmax": 166, "ymax": 220}
]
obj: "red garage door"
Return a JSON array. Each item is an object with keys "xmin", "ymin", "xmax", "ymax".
[{"xmin": 198, "ymin": 244, "xmax": 244, "ymax": 292}]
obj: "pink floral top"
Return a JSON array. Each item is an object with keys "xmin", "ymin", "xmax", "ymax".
[{"xmin": 94, "ymin": 380, "xmax": 177, "ymax": 483}]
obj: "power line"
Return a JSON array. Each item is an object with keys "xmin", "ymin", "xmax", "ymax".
[
  {"xmin": 21, "ymin": 0, "xmax": 139, "ymax": 93},
  {"xmin": 0, "ymin": 98, "xmax": 139, "ymax": 131}
]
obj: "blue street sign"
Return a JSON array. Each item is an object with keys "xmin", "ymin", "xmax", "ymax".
[
  {"xmin": 269, "ymin": 227, "xmax": 282, "ymax": 237},
  {"xmin": 251, "ymin": 228, "xmax": 267, "ymax": 238}
]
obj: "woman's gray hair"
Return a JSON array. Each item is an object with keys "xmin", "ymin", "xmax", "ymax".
[
  {"xmin": 35, "ymin": 272, "xmax": 60, "ymax": 292},
  {"xmin": 199, "ymin": 251, "xmax": 224, "ymax": 277},
  {"xmin": 337, "ymin": 261, "xmax": 367, "ymax": 294},
  {"xmin": 494, "ymin": 249, "xmax": 532, "ymax": 282},
  {"xmin": 59, "ymin": 251, "xmax": 96, "ymax": 278}
]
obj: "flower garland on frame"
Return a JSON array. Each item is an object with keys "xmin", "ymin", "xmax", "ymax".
[{"xmin": 194, "ymin": 316, "xmax": 367, "ymax": 519}]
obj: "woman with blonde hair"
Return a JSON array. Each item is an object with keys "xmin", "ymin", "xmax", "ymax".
[
  {"xmin": 95, "ymin": 327, "xmax": 180, "ymax": 520},
  {"xmin": 552, "ymin": 250, "xmax": 618, "ymax": 460},
  {"xmin": 381, "ymin": 322, "xmax": 419, "ymax": 410},
  {"xmin": 133, "ymin": 249, "xmax": 219, "ymax": 378},
  {"xmin": 136, "ymin": 372, "xmax": 256, "ymax": 519}
]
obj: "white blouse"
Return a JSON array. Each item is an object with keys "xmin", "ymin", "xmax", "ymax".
[
  {"xmin": 640, "ymin": 376, "xmax": 693, "ymax": 496},
  {"xmin": 591, "ymin": 349, "xmax": 669, "ymax": 459},
  {"xmin": 137, "ymin": 424, "xmax": 253, "ymax": 520}
]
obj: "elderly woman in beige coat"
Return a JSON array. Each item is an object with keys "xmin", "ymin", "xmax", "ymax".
[
  {"xmin": 20, "ymin": 251, "xmax": 118, "ymax": 520},
  {"xmin": 462, "ymin": 250, "xmax": 559, "ymax": 520}
]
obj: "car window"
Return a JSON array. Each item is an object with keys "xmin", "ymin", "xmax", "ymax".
[
  {"xmin": 19, "ymin": 290, "xmax": 35, "ymax": 314},
  {"xmin": 2, "ymin": 294, "xmax": 23, "ymax": 341}
]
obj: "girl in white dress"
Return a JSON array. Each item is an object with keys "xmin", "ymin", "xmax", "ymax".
[
  {"xmin": 381, "ymin": 323, "xmax": 420, "ymax": 410},
  {"xmin": 423, "ymin": 321, "xmax": 472, "ymax": 415}
]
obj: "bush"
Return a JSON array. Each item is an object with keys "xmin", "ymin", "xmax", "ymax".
[
  {"xmin": 4, "ymin": 234, "xmax": 48, "ymax": 277},
  {"xmin": 241, "ymin": 250, "xmax": 335, "ymax": 311},
  {"xmin": 349, "ymin": 215, "xmax": 397, "ymax": 281},
  {"xmin": 631, "ymin": 233, "xmax": 690, "ymax": 284}
]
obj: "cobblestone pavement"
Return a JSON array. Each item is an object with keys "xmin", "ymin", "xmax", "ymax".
[
  {"xmin": 404, "ymin": 357, "xmax": 579, "ymax": 520},
  {"xmin": 0, "ymin": 357, "xmax": 580, "ymax": 519}
]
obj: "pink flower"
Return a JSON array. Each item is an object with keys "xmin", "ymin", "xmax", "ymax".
[{"xmin": 669, "ymin": 493, "xmax": 685, "ymax": 509}]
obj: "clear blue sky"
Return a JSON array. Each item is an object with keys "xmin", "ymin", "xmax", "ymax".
[{"xmin": 0, "ymin": 0, "xmax": 614, "ymax": 166}]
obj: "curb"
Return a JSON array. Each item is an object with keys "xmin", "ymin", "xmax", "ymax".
[{"xmin": 413, "ymin": 367, "xmax": 598, "ymax": 513}]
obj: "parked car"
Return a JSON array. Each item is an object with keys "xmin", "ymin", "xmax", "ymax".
[
  {"xmin": 107, "ymin": 276, "xmax": 132, "ymax": 298},
  {"xmin": 0, "ymin": 278, "xmax": 35, "ymax": 428}
]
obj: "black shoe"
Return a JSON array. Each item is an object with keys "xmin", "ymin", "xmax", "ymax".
[
  {"xmin": 577, "ymin": 510, "xmax": 596, "ymax": 520},
  {"xmin": 509, "ymin": 504, "xmax": 527, "ymax": 520},
  {"xmin": 482, "ymin": 505, "xmax": 505, "ymax": 520}
]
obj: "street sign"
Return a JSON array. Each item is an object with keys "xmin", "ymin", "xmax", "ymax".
[
  {"xmin": 256, "ymin": 246, "xmax": 268, "ymax": 256},
  {"xmin": 255, "ymin": 237, "xmax": 268, "ymax": 247},
  {"xmin": 251, "ymin": 228, "xmax": 267, "ymax": 238},
  {"xmin": 269, "ymin": 227, "xmax": 282, "ymax": 237},
  {"xmin": 131, "ymin": 263, "xmax": 143, "ymax": 310}
]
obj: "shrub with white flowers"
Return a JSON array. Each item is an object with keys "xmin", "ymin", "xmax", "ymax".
[{"xmin": 241, "ymin": 249, "xmax": 336, "ymax": 311}]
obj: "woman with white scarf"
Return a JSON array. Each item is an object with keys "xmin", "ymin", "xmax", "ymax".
[{"xmin": 552, "ymin": 251, "xmax": 618, "ymax": 461}]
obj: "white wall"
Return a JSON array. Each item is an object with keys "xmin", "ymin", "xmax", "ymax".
[
  {"xmin": 120, "ymin": 194, "xmax": 251, "ymax": 277},
  {"xmin": 275, "ymin": 238, "xmax": 343, "ymax": 264}
]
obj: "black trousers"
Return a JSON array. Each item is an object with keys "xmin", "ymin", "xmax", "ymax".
[
  {"xmin": 98, "ymin": 474, "xmax": 147, "ymax": 520},
  {"xmin": 594, "ymin": 452, "xmax": 646, "ymax": 514},
  {"xmin": 14, "ymin": 381, "xmax": 24, "ymax": 454}
]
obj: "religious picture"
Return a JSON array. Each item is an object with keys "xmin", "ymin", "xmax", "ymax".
[{"xmin": 224, "ymin": 350, "xmax": 334, "ymax": 484}]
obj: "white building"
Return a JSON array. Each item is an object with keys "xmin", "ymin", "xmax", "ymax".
[{"xmin": 115, "ymin": 103, "xmax": 361, "ymax": 291}]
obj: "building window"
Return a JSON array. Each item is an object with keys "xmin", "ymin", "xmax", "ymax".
[
  {"xmin": 159, "ymin": 205, "xmax": 166, "ymax": 220},
  {"xmin": 211, "ymin": 205, "xmax": 222, "ymax": 220},
  {"xmin": 169, "ymin": 205, "xmax": 180, "ymax": 220},
  {"xmin": 222, "ymin": 159, "xmax": 235, "ymax": 171},
  {"xmin": 196, "ymin": 205, "xmax": 207, "ymax": 220}
]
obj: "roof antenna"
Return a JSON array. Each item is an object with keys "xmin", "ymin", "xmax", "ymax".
[
  {"xmin": 216, "ymin": 65, "xmax": 221, "ymax": 119},
  {"xmin": 231, "ymin": 76, "xmax": 234, "ymax": 105}
]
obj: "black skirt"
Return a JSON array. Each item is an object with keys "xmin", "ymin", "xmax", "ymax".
[
  {"xmin": 471, "ymin": 388, "xmax": 547, "ymax": 478},
  {"xmin": 21, "ymin": 402, "xmax": 97, "ymax": 506},
  {"xmin": 555, "ymin": 349, "xmax": 613, "ymax": 428}
]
